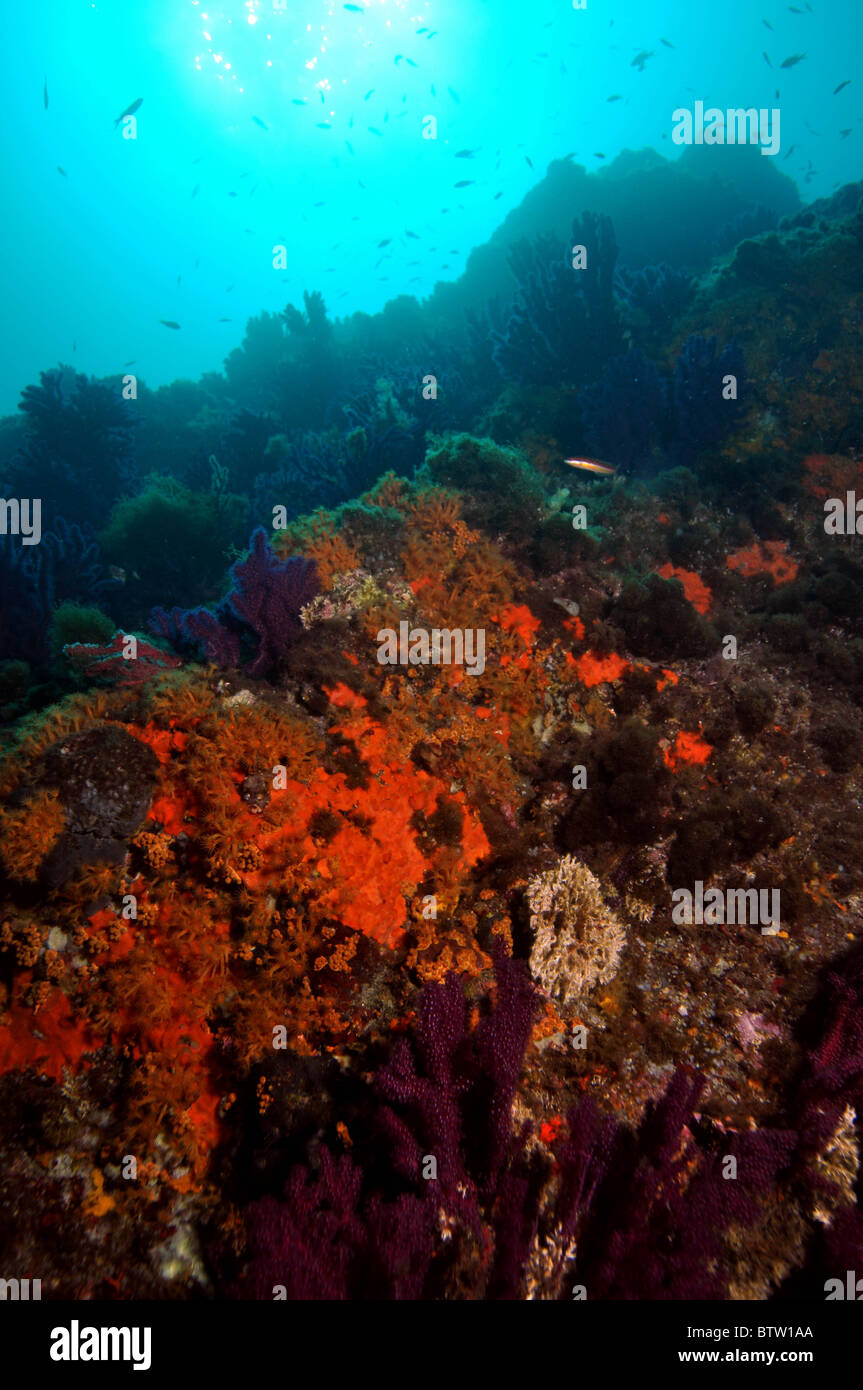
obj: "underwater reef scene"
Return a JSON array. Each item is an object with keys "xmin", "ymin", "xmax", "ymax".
[{"xmin": 2, "ymin": 3, "xmax": 863, "ymax": 1321}]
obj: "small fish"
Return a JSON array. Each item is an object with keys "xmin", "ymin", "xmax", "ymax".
[
  {"xmin": 218, "ymin": 317, "xmax": 232, "ymax": 322},
  {"xmin": 607, "ymin": 94, "xmax": 622, "ymax": 102},
  {"xmin": 252, "ymin": 116, "xmax": 268, "ymax": 130},
  {"xmin": 430, "ymin": 83, "xmax": 437, "ymax": 96},
  {"xmin": 417, "ymin": 26, "xmax": 428, "ymax": 34},
  {"xmin": 363, "ymin": 89, "xmax": 375, "ymax": 100},
  {"xmin": 228, "ymin": 191, "xmax": 237, "ymax": 197},
  {"xmin": 406, "ymin": 230, "xmax": 419, "ymax": 238},
  {"xmin": 660, "ymin": 37, "xmax": 675, "ymax": 48},
  {"xmin": 191, "ymin": 184, "xmax": 200, "ymax": 198},
  {"xmin": 368, "ymin": 126, "xmax": 383, "ymax": 135},
  {"xmin": 123, "ymin": 360, "xmax": 136, "ymax": 367},
  {"xmin": 780, "ymin": 53, "xmax": 806, "ymax": 68},
  {"xmin": 159, "ymin": 319, "xmax": 181, "ymax": 329},
  {"xmin": 525, "ymin": 155, "xmax": 534, "ymax": 169},
  {"xmin": 834, "ymin": 80, "xmax": 850, "ymax": 94},
  {"xmin": 395, "ymin": 54, "xmax": 403, "ymax": 64},
  {"xmin": 840, "ymin": 128, "xmax": 852, "ymax": 138},
  {"xmin": 763, "ymin": 51, "xmax": 773, "ymax": 66},
  {"xmin": 493, "ymin": 191, "xmax": 503, "ymax": 199},
  {"xmin": 594, "ymin": 152, "xmax": 606, "ymax": 159},
  {"xmin": 378, "ymin": 238, "xmax": 391, "ymax": 246},
  {"xmin": 784, "ymin": 144, "xmax": 796, "ymax": 158},
  {"xmin": 455, "ymin": 148, "xmax": 479, "ymax": 157},
  {"xmin": 108, "ymin": 565, "xmax": 126, "ymax": 584},
  {"xmin": 454, "ymin": 180, "xmax": 474, "ymax": 187},
  {"xmin": 631, "ymin": 50, "xmax": 654, "ymax": 70},
  {"xmin": 316, "ymin": 122, "xmax": 331, "ymax": 128},
  {"xmin": 113, "ymin": 97, "xmax": 143, "ymax": 128},
  {"xmin": 426, "ymin": 31, "xmax": 437, "ymax": 38},
  {"xmin": 345, "ymin": 140, "xmax": 354, "ymax": 154},
  {"xmin": 43, "ymin": 77, "xmax": 48, "ymax": 110},
  {"xmin": 788, "ymin": 4, "xmax": 803, "ymax": 11},
  {"xmin": 763, "ymin": 17, "xmax": 774, "ymax": 29},
  {"xmin": 314, "ymin": 200, "xmax": 325, "ymax": 207},
  {"xmin": 564, "ymin": 456, "xmax": 616, "ymax": 476},
  {"xmin": 176, "ymin": 274, "xmax": 182, "ymax": 286},
  {"xmin": 406, "ymin": 58, "xmax": 417, "ymax": 67},
  {"xmin": 344, "ymin": 3, "xmax": 363, "ymax": 10},
  {"xmin": 56, "ymin": 165, "xmax": 66, "ymax": 176},
  {"xmin": 292, "ymin": 99, "xmax": 307, "ymax": 105},
  {"xmin": 448, "ymin": 86, "xmax": 460, "ymax": 102}
]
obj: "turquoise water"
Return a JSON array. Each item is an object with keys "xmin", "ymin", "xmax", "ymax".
[{"xmin": 2, "ymin": 0, "xmax": 860, "ymax": 411}]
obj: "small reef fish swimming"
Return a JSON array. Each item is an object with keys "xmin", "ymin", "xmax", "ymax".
[
  {"xmin": 564, "ymin": 456, "xmax": 617, "ymax": 476},
  {"xmin": 252, "ymin": 116, "xmax": 268, "ymax": 131},
  {"xmin": 780, "ymin": 53, "xmax": 806, "ymax": 68},
  {"xmin": 43, "ymin": 77, "xmax": 48, "ymax": 110},
  {"xmin": 159, "ymin": 319, "xmax": 181, "ymax": 329},
  {"xmin": 113, "ymin": 97, "xmax": 143, "ymax": 128}
]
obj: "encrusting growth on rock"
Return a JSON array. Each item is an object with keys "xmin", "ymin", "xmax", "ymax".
[{"xmin": 526, "ymin": 855, "xmax": 626, "ymax": 1007}]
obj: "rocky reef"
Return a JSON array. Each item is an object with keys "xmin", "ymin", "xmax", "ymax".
[{"xmin": 1, "ymin": 167, "xmax": 862, "ymax": 1301}]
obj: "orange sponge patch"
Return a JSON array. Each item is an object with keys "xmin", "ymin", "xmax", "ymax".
[
  {"xmin": 664, "ymin": 730, "xmax": 713, "ymax": 770},
  {"xmin": 726, "ymin": 540, "xmax": 798, "ymax": 585},
  {"xmin": 657, "ymin": 563, "xmax": 713, "ymax": 615}
]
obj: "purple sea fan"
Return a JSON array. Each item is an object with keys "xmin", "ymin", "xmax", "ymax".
[
  {"xmin": 149, "ymin": 604, "xmax": 241, "ymax": 668},
  {"xmin": 226, "ymin": 527, "xmax": 319, "ymax": 677}
]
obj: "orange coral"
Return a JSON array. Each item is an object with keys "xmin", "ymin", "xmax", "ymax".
[
  {"xmin": 657, "ymin": 563, "xmax": 713, "ymax": 615},
  {"xmin": 568, "ymin": 650, "xmax": 630, "ymax": 688},
  {"xmin": 0, "ymin": 789, "xmax": 66, "ymax": 882},
  {"xmin": 802, "ymin": 453, "xmax": 862, "ymax": 500},
  {"xmin": 493, "ymin": 603, "xmax": 542, "ymax": 648},
  {"xmin": 664, "ymin": 730, "xmax": 713, "ymax": 770},
  {"xmin": 726, "ymin": 540, "xmax": 798, "ymax": 585}
]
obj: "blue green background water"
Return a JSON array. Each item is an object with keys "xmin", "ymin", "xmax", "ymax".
[{"xmin": 2, "ymin": 0, "xmax": 860, "ymax": 413}]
